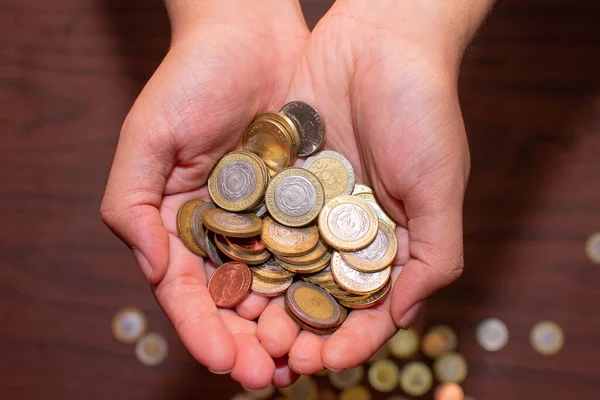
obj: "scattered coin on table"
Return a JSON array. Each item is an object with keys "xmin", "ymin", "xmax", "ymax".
[
  {"xmin": 368, "ymin": 360, "xmax": 400, "ymax": 392},
  {"xmin": 400, "ymin": 362, "xmax": 433, "ymax": 396},
  {"xmin": 422, "ymin": 325, "xmax": 458, "ymax": 359},
  {"xmin": 388, "ymin": 327, "xmax": 420, "ymax": 359},
  {"xmin": 585, "ymin": 231, "xmax": 600, "ymax": 264},
  {"xmin": 476, "ymin": 318, "xmax": 509, "ymax": 352},
  {"xmin": 434, "ymin": 352, "xmax": 468, "ymax": 383},
  {"xmin": 434, "ymin": 382, "xmax": 465, "ymax": 400},
  {"xmin": 112, "ymin": 308, "xmax": 147, "ymax": 344},
  {"xmin": 328, "ymin": 365, "xmax": 364, "ymax": 390},
  {"xmin": 135, "ymin": 333, "xmax": 168, "ymax": 367},
  {"xmin": 530, "ymin": 320, "xmax": 564, "ymax": 355}
]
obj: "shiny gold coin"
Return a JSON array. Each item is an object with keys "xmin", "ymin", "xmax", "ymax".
[
  {"xmin": 336, "ymin": 279, "xmax": 391, "ymax": 309},
  {"xmin": 530, "ymin": 321, "xmax": 564, "ymax": 355},
  {"xmin": 352, "ymin": 183, "xmax": 373, "ymax": 196},
  {"xmin": 279, "ymin": 375, "xmax": 318, "ymax": 400},
  {"xmin": 176, "ymin": 199, "xmax": 207, "ymax": 257},
  {"xmin": 276, "ymin": 252, "xmax": 331, "ymax": 274},
  {"xmin": 301, "ymin": 266, "xmax": 335, "ymax": 285},
  {"xmin": 214, "ymin": 234, "xmax": 271, "ymax": 265},
  {"xmin": 331, "ymin": 251, "xmax": 390, "ymax": 294},
  {"xmin": 261, "ymin": 217, "xmax": 320, "ymax": 256},
  {"xmin": 434, "ymin": 383, "xmax": 465, "ymax": 400},
  {"xmin": 341, "ymin": 221, "xmax": 397, "ymax": 272},
  {"xmin": 251, "ymin": 270, "xmax": 293, "ymax": 297},
  {"xmin": 368, "ymin": 360, "xmax": 400, "ymax": 392},
  {"xmin": 207, "ymin": 151, "xmax": 267, "ymax": 212},
  {"xmin": 354, "ymin": 193, "xmax": 396, "ymax": 230},
  {"xmin": 422, "ymin": 325, "xmax": 458, "ymax": 359},
  {"xmin": 277, "ymin": 239, "xmax": 329, "ymax": 265},
  {"xmin": 339, "ymin": 385, "xmax": 371, "ymax": 400},
  {"xmin": 319, "ymin": 195, "xmax": 379, "ymax": 251},
  {"xmin": 111, "ymin": 308, "xmax": 148, "ymax": 344},
  {"xmin": 433, "ymin": 353, "xmax": 468, "ymax": 383},
  {"xmin": 256, "ymin": 112, "xmax": 300, "ymax": 156},
  {"xmin": 251, "ymin": 257, "xmax": 295, "ymax": 280},
  {"xmin": 328, "ymin": 366, "xmax": 364, "ymax": 390},
  {"xmin": 203, "ymin": 208, "xmax": 263, "ymax": 238},
  {"xmin": 585, "ymin": 232, "xmax": 600, "ymax": 264},
  {"xmin": 400, "ymin": 362, "xmax": 433, "ymax": 397},
  {"xmin": 303, "ymin": 150, "xmax": 356, "ymax": 202},
  {"xmin": 244, "ymin": 118, "xmax": 294, "ymax": 175},
  {"xmin": 388, "ymin": 327, "xmax": 419, "ymax": 359}
]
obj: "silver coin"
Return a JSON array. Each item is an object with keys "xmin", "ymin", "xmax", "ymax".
[
  {"xmin": 328, "ymin": 203, "xmax": 371, "ymax": 241},
  {"xmin": 353, "ymin": 228, "xmax": 389, "ymax": 262},
  {"xmin": 302, "ymin": 150, "xmax": 355, "ymax": 201},
  {"xmin": 192, "ymin": 202, "xmax": 216, "ymax": 251},
  {"xmin": 216, "ymin": 160, "xmax": 256, "ymax": 202},
  {"xmin": 476, "ymin": 318, "xmax": 509, "ymax": 352},
  {"xmin": 433, "ymin": 353, "xmax": 468, "ymax": 383},
  {"xmin": 530, "ymin": 321, "xmax": 564, "ymax": 355},
  {"xmin": 274, "ymin": 175, "xmax": 316, "ymax": 217},
  {"xmin": 280, "ymin": 101, "xmax": 325, "ymax": 156},
  {"xmin": 203, "ymin": 231, "xmax": 228, "ymax": 266},
  {"xmin": 251, "ymin": 202, "xmax": 268, "ymax": 218},
  {"xmin": 331, "ymin": 251, "xmax": 390, "ymax": 293}
]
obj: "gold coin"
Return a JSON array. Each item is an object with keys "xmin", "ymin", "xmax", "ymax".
[
  {"xmin": 354, "ymin": 193, "xmax": 396, "ymax": 230},
  {"xmin": 214, "ymin": 234, "xmax": 270, "ymax": 265},
  {"xmin": 388, "ymin": 327, "xmax": 419, "ymax": 359},
  {"xmin": 251, "ymin": 270, "xmax": 293, "ymax": 297},
  {"xmin": 176, "ymin": 199, "xmax": 207, "ymax": 257},
  {"xmin": 207, "ymin": 151, "xmax": 267, "ymax": 212},
  {"xmin": 339, "ymin": 385, "xmax": 371, "ymax": 400},
  {"xmin": 261, "ymin": 217, "xmax": 319, "ymax": 256},
  {"xmin": 368, "ymin": 360, "xmax": 400, "ymax": 392},
  {"xmin": 279, "ymin": 375, "xmax": 318, "ymax": 400},
  {"xmin": 318, "ymin": 195, "xmax": 379, "ymax": 251},
  {"xmin": 303, "ymin": 150, "xmax": 356, "ymax": 202},
  {"xmin": 352, "ymin": 183, "xmax": 373, "ymax": 196},
  {"xmin": 111, "ymin": 308, "xmax": 147, "ymax": 344},
  {"xmin": 422, "ymin": 325, "xmax": 458, "ymax": 359},
  {"xmin": 585, "ymin": 231, "xmax": 600, "ymax": 264},
  {"xmin": 328, "ymin": 366, "xmax": 364, "ymax": 390},
  {"xmin": 251, "ymin": 257, "xmax": 295, "ymax": 280},
  {"xmin": 202, "ymin": 208, "xmax": 263, "ymax": 238},
  {"xmin": 244, "ymin": 118, "xmax": 294, "ymax": 175},
  {"xmin": 433, "ymin": 353, "xmax": 468, "ymax": 383},
  {"xmin": 400, "ymin": 362, "xmax": 433, "ymax": 397},
  {"xmin": 277, "ymin": 239, "xmax": 329, "ymax": 265},
  {"xmin": 301, "ymin": 266, "xmax": 335, "ymax": 285},
  {"xmin": 255, "ymin": 112, "xmax": 300, "ymax": 156},
  {"xmin": 530, "ymin": 321, "xmax": 564, "ymax": 355},
  {"xmin": 276, "ymin": 252, "xmax": 331, "ymax": 274},
  {"xmin": 341, "ymin": 221, "xmax": 397, "ymax": 272},
  {"xmin": 336, "ymin": 279, "xmax": 391, "ymax": 309},
  {"xmin": 331, "ymin": 251, "xmax": 390, "ymax": 294},
  {"xmin": 434, "ymin": 382, "xmax": 465, "ymax": 400}
]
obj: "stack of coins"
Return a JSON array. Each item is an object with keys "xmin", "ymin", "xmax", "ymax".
[{"xmin": 176, "ymin": 101, "xmax": 401, "ymax": 334}]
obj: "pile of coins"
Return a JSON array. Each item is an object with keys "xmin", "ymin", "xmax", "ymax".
[{"xmin": 176, "ymin": 101, "xmax": 399, "ymax": 334}]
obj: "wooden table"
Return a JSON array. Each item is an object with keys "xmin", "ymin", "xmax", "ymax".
[{"xmin": 1, "ymin": 0, "xmax": 598, "ymax": 399}]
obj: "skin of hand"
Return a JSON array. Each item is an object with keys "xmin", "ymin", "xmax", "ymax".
[
  {"xmin": 100, "ymin": 0, "xmax": 309, "ymax": 389},
  {"xmin": 255, "ymin": 0, "xmax": 495, "ymax": 376}
]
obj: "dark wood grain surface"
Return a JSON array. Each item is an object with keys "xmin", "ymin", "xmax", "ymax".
[{"xmin": 0, "ymin": 1, "xmax": 599, "ymax": 399}]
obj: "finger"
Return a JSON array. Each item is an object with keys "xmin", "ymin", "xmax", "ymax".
[
  {"xmin": 257, "ymin": 297, "xmax": 300, "ymax": 358},
  {"xmin": 236, "ymin": 293, "xmax": 270, "ymax": 321},
  {"xmin": 273, "ymin": 356, "xmax": 300, "ymax": 388},
  {"xmin": 153, "ymin": 235, "xmax": 235, "ymax": 373},
  {"xmin": 394, "ymin": 226, "xmax": 410, "ymax": 266},
  {"xmin": 221, "ymin": 310, "xmax": 276, "ymax": 389},
  {"xmin": 288, "ymin": 331, "xmax": 327, "ymax": 375}
]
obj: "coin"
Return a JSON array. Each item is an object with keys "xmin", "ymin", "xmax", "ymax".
[
  {"xmin": 276, "ymin": 239, "xmax": 329, "ymax": 265},
  {"xmin": 285, "ymin": 307, "xmax": 340, "ymax": 335},
  {"xmin": 276, "ymin": 252, "xmax": 331, "ymax": 274},
  {"xmin": 422, "ymin": 325, "xmax": 458, "ymax": 359},
  {"xmin": 336, "ymin": 279, "xmax": 391, "ymax": 309},
  {"xmin": 286, "ymin": 281, "xmax": 341, "ymax": 329},
  {"xmin": 279, "ymin": 375, "xmax": 318, "ymax": 400},
  {"xmin": 476, "ymin": 318, "xmax": 509, "ymax": 352},
  {"xmin": 301, "ymin": 265, "xmax": 335, "ymax": 285},
  {"xmin": 303, "ymin": 150, "xmax": 355, "ymax": 201},
  {"xmin": 251, "ymin": 202, "xmax": 268, "ymax": 218},
  {"xmin": 280, "ymin": 101, "xmax": 325, "ymax": 156},
  {"xmin": 208, "ymin": 151, "xmax": 267, "ymax": 212},
  {"xmin": 203, "ymin": 230, "xmax": 229, "ymax": 266},
  {"xmin": 388, "ymin": 327, "xmax": 419, "ymax": 359},
  {"xmin": 251, "ymin": 257, "xmax": 295, "ymax": 280},
  {"xmin": 585, "ymin": 231, "xmax": 600, "ymax": 264},
  {"xmin": 400, "ymin": 362, "xmax": 433, "ymax": 397},
  {"xmin": 256, "ymin": 112, "xmax": 300, "ymax": 156},
  {"xmin": 339, "ymin": 385, "xmax": 371, "ymax": 400},
  {"xmin": 203, "ymin": 208, "xmax": 263, "ymax": 238},
  {"xmin": 352, "ymin": 183, "xmax": 373, "ymax": 196},
  {"xmin": 328, "ymin": 365, "xmax": 364, "ymax": 390},
  {"xmin": 208, "ymin": 262, "xmax": 252, "ymax": 308},
  {"xmin": 354, "ymin": 193, "xmax": 396, "ymax": 230},
  {"xmin": 251, "ymin": 270, "xmax": 293, "ymax": 297},
  {"xmin": 112, "ymin": 308, "xmax": 147, "ymax": 344},
  {"xmin": 244, "ymin": 118, "xmax": 294, "ymax": 175},
  {"xmin": 223, "ymin": 235, "xmax": 266, "ymax": 255},
  {"xmin": 261, "ymin": 217, "xmax": 319, "ymax": 256},
  {"xmin": 245, "ymin": 384, "xmax": 275, "ymax": 400},
  {"xmin": 265, "ymin": 167, "xmax": 325, "ymax": 226},
  {"xmin": 192, "ymin": 201, "xmax": 216, "ymax": 252},
  {"xmin": 214, "ymin": 234, "xmax": 270, "ymax": 265},
  {"xmin": 331, "ymin": 251, "xmax": 390, "ymax": 294},
  {"xmin": 341, "ymin": 221, "xmax": 397, "ymax": 272},
  {"xmin": 530, "ymin": 321, "xmax": 564, "ymax": 355},
  {"xmin": 433, "ymin": 353, "xmax": 468, "ymax": 383},
  {"xmin": 135, "ymin": 333, "xmax": 168, "ymax": 367},
  {"xmin": 319, "ymin": 196, "xmax": 379, "ymax": 251},
  {"xmin": 368, "ymin": 360, "xmax": 400, "ymax": 392},
  {"xmin": 434, "ymin": 383, "xmax": 465, "ymax": 400},
  {"xmin": 176, "ymin": 199, "xmax": 207, "ymax": 257}
]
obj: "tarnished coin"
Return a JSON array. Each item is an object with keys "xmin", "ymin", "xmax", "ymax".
[
  {"xmin": 203, "ymin": 208, "xmax": 263, "ymax": 238},
  {"xmin": 341, "ymin": 221, "xmax": 397, "ymax": 272},
  {"xmin": 388, "ymin": 327, "xmax": 419, "ymax": 359},
  {"xmin": 176, "ymin": 199, "xmax": 207, "ymax": 257},
  {"xmin": 352, "ymin": 183, "xmax": 373, "ymax": 196},
  {"xmin": 339, "ymin": 385, "xmax": 371, "ymax": 400},
  {"xmin": 286, "ymin": 281, "xmax": 341, "ymax": 329},
  {"xmin": 400, "ymin": 362, "xmax": 433, "ymax": 397},
  {"xmin": 279, "ymin": 375, "xmax": 318, "ymax": 400},
  {"xmin": 476, "ymin": 318, "xmax": 509, "ymax": 352},
  {"xmin": 256, "ymin": 112, "xmax": 300, "ymax": 156},
  {"xmin": 530, "ymin": 321, "xmax": 564, "ymax": 355},
  {"xmin": 331, "ymin": 251, "xmax": 390, "ymax": 294},
  {"xmin": 208, "ymin": 262, "xmax": 252, "ymax": 308},
  {"xmin": 434, "ymin": 353, "xmax": 468, "ymax": 383},
  {"xmin": 368, "ymin": 360, "xmax": 400, "ymax": 392},
  {"xmin": 223, "ymin": 235, "xmax": 266, "ymax": 255},
  {"xmin": 434, "ymin": 383, "xmax": 465, "ymax": 400},
  {"xmin": 112, "ymin": 308, "xmax": 147, "ymax": 344},
  {"xmin": 261, "ymin": 217, "xmax": 319, "ymax": 256},
  {"xmin": 203, "ymin": 231, "xmax": 229, "ymax": 266},
  {"xmin": 280, "ymin": 101, "xmax": 325, "ymax": 156},
  {"xmin": 251, "ymin": 257, "xmax": 295, "ymax": 280},
  {"xmin": 192, "ymin": 201, "xmax": 216, "ymax": 252},
  {"xmin": 265, "ymin": 167, "xmax": 325, "ymax": 226},
  {"xmin": 585, "ymin": 231, "xmax": 600, "ymax": 264},
  {"xmin": 354, "ymin": 193, "xmax": 396, "ymax": 230},
  {"xmin": 277, "ymin": 239, "xmax": 329, "ymax": 265},
  {"xmin": 135, "ymin": 333, "xmax": 168, "ymax": 367},
  {"xmin": 303, "ymin": 150, "xmax": 355, "ymax": 201},
  {"xmin": 276, "ymin": 252, "xmax": 331, "ymax": 274},
  {"xmin": 336, "ymin": 279, "xmax": 391, "ymax": 309},
  {"xmin": 422, "ymin": 325, "xmax": 458, "ymax": 359},
  {"xmin": 328, "ymin": 365, "xmax": 364, "ymax": 390},
  {"xmin": 319, "ymin": 195, "xmax": 379, "ymax": 251},
  {"xmin": 208, "ymin": 151, "xmax": 267, "ymax": 212},
  {"xmin": 244, "ymin": 118, "xmax": 294, "ymax": 175},
  {"xmin": 214, "ymin": 234, "xmax": 270, "ymax": 265},
  {"xmin": 251, "ymin": 270, "xmax": 293, "ymax": 297}
]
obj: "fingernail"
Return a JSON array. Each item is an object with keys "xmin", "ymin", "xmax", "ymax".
[
  {"xmin": 209, "ymin": 368, "xmax": 232, "ymax": 375},
  {"xmin": 132, "ymin": 248, "xmax": 153, "ymax": 281},
  {"xmin": 399, "ymin": 300, "xmax": 424, "ymax": 329}
]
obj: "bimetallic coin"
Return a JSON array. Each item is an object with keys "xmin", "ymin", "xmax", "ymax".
[
  {"xmin": 286, "ymin": 307, "xmax": 340, "ymax": 335},
  {"xmin": 331, "ymin": 252, "xmax": 390, "ymax": 294},
  {"xmin": 266, "ymin": 167, "xmax": 325, "ymax": 227},
  {"xmin": 530, "ymin": 321, "xmax": 564, "ymax": 355},
  {"xmin": 278, "ymin": 375, "xmax": 318, "ymax": 400},
  {"xmin": 336, "ymin": 279, "xmax": 391, "ymax": 309},
  {"xmin": 135, "ymin": 333, "xmax": 168, "ymax": 367},
  {"xmin": 251, "ymin": 270, "xmax": 293, "ymax": 297},
  {"xmin": 256, "ymin": 112, "xmax": 300, "ymax": 157},
  {"xmin": 251, "ymin": 257, "xmax": 295, "ymax": 280},
  {"xmin": 368, "ymin": 360, "xmax": 400, "ymax": 393},
  {"xmin": 355, "ymin": 193, "xmax": 396, "ymax": 230},
  {"xmin": 328, "ymin": 365, "xmax": 364, "ymax": 390},
  {"xmin": 280, "ymin": 101, "xmax": 325, "ymax": 156},
  {"xmin": 388, "ymin": 327, "xmax": 419, "ymax": 359},
  {"xmin": 339, "ymin": 385, "xmax": 371, "ymax": 400},
  {"xmin": 192, "ymin": 201, "xmax": 216, "ymax": 252},
  {"xmin": 400, "ymin": 362, "xmax": 433, "ymax": 397},
  {"xmin": 301, "ymin": 266, "xmax": 334, "ymax": 285},
  {"xmin": 203, "ymin": 231, "xmax": 229, "ymax": 266},
  {"xmin": 176, "ymin": 199, "xmax": 207, "ymax": 257},
  {"xmin": 434, "ymin": 353, "xmax": 468, "ymax": 383},
  {"xmin": 214, "ymin": 234, "xmax": 270, "ymax": 265},
  {"xmin": 276, "ymin": 252, "xmax": 330, "ymax": 274},
  {"xmin": 203, "ymin": 208, "xmax": 263, "ymax": 238},
  {"xmin": 319, "ymin": 195, "xmax": 379, "ymax": 251},
  {"xmin": 286, "ymin": 281, "xmax": 341, "ymax": 329},
  {"xmin": 422, "ymin": 325, "xmax": 458, "ymax": 359},
  {"xmin": 476, "ymin": 318, "xmax": 509, "ymax": 352},
  {"xmin": 224, "ymin": 235, "xmax": 266, "ymax": 255},
  {"xmin": 244, "ymin": 118, "xmax": 294, "ymax": 175},
  {"xmin": 352, "ymin": 183, "xmax": 373, "ymax": 196},
  {"xmin": 341, "ymin": 221, "xmax": 397, "ymax": 272},
  {"xmin": 245, "ymin": 384, "xmax": 275, "ymax": 400},
  {"xmin": 585, "ymin": 232, "xmax": 600, "ymax": 264},
  {"xmin": 277, "ymin": 239, "xmax": 329, "ymax": 265},
  {"xmin": 112, "ymin": 308, "xmax": 147, "ymax": 344},
  {"xmin": 434, "ymin": 383, "xmax": 465, "ymax": 400},
  {"xmin": 303, "ymin": 150, "xmax": 355, "ymax": 201},
  {"xmin": 261, "ymin": 217, "xmax": 320, "ymax": 256},
  {"xmin": 208, "ymin": 262, "xmax": 252, "ymax": 308}
]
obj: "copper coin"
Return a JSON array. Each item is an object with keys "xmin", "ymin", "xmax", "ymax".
[
  {"xmin": 286, "ymin": 281, "xmax": 341, "ymax": 329},
  {"xmin": 208, "ymin": 262, "xmax": 252, "ymax": 308},
  {"xmin": 224, "ymin": 235, "xmax": 266, "ymax": 255}
]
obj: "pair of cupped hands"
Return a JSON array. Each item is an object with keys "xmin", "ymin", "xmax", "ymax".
[{"xmin": 101, "ymin": 0, "xmax": 483, "ymax": 389}]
